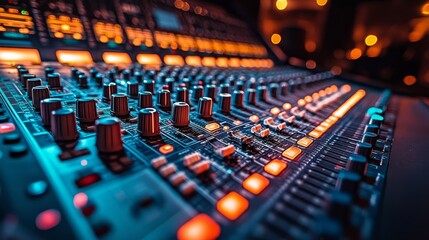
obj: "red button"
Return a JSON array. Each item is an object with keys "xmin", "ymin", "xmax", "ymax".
[
  {"xmin": 35, "ymin": 209, "xmax": 61, "ymax": 230},
  {"xmin": 75, "ymin": 173, "xmax": 101, "ymax": 188},
  {"xmin": 0, "ymin": 123, "xmax": 15, "ymax": 134}
]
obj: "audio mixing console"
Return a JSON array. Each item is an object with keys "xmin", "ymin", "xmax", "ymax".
[{"xmin": 0, "ymin": 0, "xmax": 424, "ymax": 240}]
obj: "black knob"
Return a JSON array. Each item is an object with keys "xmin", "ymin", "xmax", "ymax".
[
  {"xmin": 192, "ymin": 85, "xmax": 204, "ymax": 102},
  {"xmin": 122, "ymin": 70, "xmax": 130, "ymax": 80},
  {"xmin": 47, "ymin": 73, "xmax": 62, "ymax": 89},
  {"xmin": 198, "ymin": 97, "xmax": 213, "ymax": 119},
  {"xmin": 51, "ymin": 108, "xmax": 79, "ymax": 141},
  {"xmin": 18, "ymin": 68, "xmax": 29, "ymax": 80},
  {"xmin": 32, "ymin": 86, "xmax": 50, "ymax": 109},
  {"xmin": 245, "ymin": 89, "xmax": 256, "ymax": 105},
  {"xmin": 166, "ymin": 78, "xmax": 175, "ymax": 93},
  {"xmin": 143, "ymin": 79, "xmax": 155, "ymax": 94},
  {"xmin": 369, "ymin": 114, "xmax": 384, "ymax": 127},
  {"xmin": 218, "ymin": 93, "xmax": 231, "ymax": 113},
  {"xmin": 364, "ymin": 124, "xmax": 379, "ymax": 135},
  {"xmin": 76, "ymin": 98, "xmax": 98, "ymax": 123},
  {"xmin": 177, "ymin": 85, "xmax": 189, "ymax": 103},
  {"xmin": 247, "ymin": 78, "xmax": 257, "ymax": 89},
  {"xmin": 78, "ymin": 75, "xmax": 88, "ymax": 88},
  {"xmin": 21, "ymin": 73, "xmax": 36, "ymax": 87},
  {"xmin": 335, "ymin": 170, "xmax": 361, "ymax": 196},
  {"xmin": 157, "ymin": 88, "xmax": 171, "ymax": 110},
  {"xmin": 269, "ymin": 83, "xmax": 279, "ymax": 99},
  {"xmin": 354, "ymin": 142, "xmax": 372, "ymax": 160},
  {"xmin": 346, "ymin": 154, "xmax": 367, "ymax": 175},
  {"xmin": 127, "ymin": 81, "xmax": 139, "ymax": 99},
  {"xmin": 27, "ymin": 78, "xmax": 42, "ymax": 99},
  {"xmin": 233, "ymin": 90, "xmax": 244, "ymax": 108},
  {"xmin": 45, "ymin": 67, "xmax": 54, "ymax": 79},
  {"xmin": 325, "ymin": 190, "xmax": 352, "ymax": 221},
  {"xmin": 40, "ymin": 98, "xmax": 62, "ymax": 126},
  {"xmin": 134, "ymin": 71, "xmax": 143, "ymax": 83},
  {"xmin": 138, "ymin": 91, "xmax": 153, "ymax": 109},
  {"xmin": 89, "ymin": 68, "xmax": 98, "ymax": 79},
  {"xmin": 235, "ymin": 81, "xmax": 245, "ymax": 91},
  {"xmin": 172, "ymin": 102, "xmax": 190, "ymax": 127},
  {"xmin": 107, "ymin": 71, "xmax": 116, "ymax": 82},
  {"xmin": 71, "ymin": 67, "xmax": 78, "ymax": 80},
  {"xmin": 110, "ymin": 93, "xmax": 129, "ymax": 117},
  {"xmin": 288, "ymin": 80, "xmax": 295, "ymax": 93},
  {"xmin": 204, "ymin": 85, "xmax": 216, "ymax": 102},
  {"xmin": 137, "ymin": 108, "xmax": 160, "ymax": 137},
  {"xmin": 102, "ymin": 83, "xmax": 117, "ymax": 101},
  {"xmin": 257, "ymin": 86, "xmax": 268, "ymax": 102},
  {"xmin": 95, "ymin": 73, "xmax": 104, "ymax": 86},
  {"xmin": 362, "ymin": 132, "xmax": 377, "ymax": 145},
  {"xmin": 220, "ymin": 83, "xmax": 230, "ymax": 94},
  {"xmin": 280, "ymin": 82, "xmax": 288, "ymax": 96},
  {"xmin": 95, "ymin": 117, "xmax": 123, "ymax": 153}
]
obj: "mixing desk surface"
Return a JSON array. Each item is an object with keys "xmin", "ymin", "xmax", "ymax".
[{"xmin": 0, "ymin": 0, "xmax": 428, "ymax": 240}]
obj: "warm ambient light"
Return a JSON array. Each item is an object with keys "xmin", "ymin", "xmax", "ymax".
[
  {"xmin": 276, "ymin": 0, "xmax": 288, "ymax": 10},
  {"xmin": 365, "ymin": 35, "xmax": 378, "ymax": 46},
  {"xmin": 349, "ymin": 48, "xmax": 362, "ymax": 60},
  {"xmin": 164, "ymin": 55, "xmax": 185, "ymax": 66},
  {"xmin": 102, "ymin": 52, "xmax": 131, "ymax": 64},
  {"xmin": 271, "ymin": 33, "xmax": 281, "ymax": 44},
  {"xmin": 316, "ymin": 0, "xmax": 328, "ymax": 7},
  {"xmin": 185, "ymin": 56, "xmax": 201, "ymax": 66},
  {"xmin": 56, "ymin": 50, "xmax": 93, "ymax": 65},
  {"xmin": 136, "ymin": 54, "xmax": 161, "ymax": 66},
  {"xmin": 403, "ymin": 75, "xmax": 417, "ymax": 86},
  {"xmin": 422, "ymin": 3, "xmax": 429, "ymax": 15},
  {"xmin": 0, "ymin": 48, "xmax": 41, "ymax": 65}
]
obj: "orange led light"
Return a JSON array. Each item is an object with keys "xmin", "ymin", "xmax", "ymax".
[
  {"xmin": 229, "ymin": 58, "xmax": 241, "ymax": 67},
  {"xmin": 270, "ymin": 107, "xmax": 281, "ymax": 115},
  {"xmin": 332, "ymin": 89, "xmax": 366, "ymax": 118},
  {"xmin": 136, "ymin": 54, "xmax": 161, "ymax": 66},
  {"xmin": 297, "ymin": 137, "xmax": 313, "ymax": 148},
  {"xmin": 177, "ymin": 214, "xmax": 221, "ymax": 240},
  {"xmin": 0, "ymin": 48, "xmax": 40, "ymax": 65},
  {"xmin": 297, "ymin": 99, "xmax": 306, "ymax": 107},
  {"xmin": 216, "ymin": 192, "xmax": 248, "ymax": 220},
  {"xmin": 264, "ymin": 159, "xmax": 287, "ymax": 176},
  {"xmin": 309, "ymin": 130, "xmax": 323, "ymax": 139},
  {"xmin": 56, "ymin": 50, "xmax": 93, "ymax": 65},
  {"xmin": 164, "ymin": 55, "xmax": 184, "ymax": 66},
  {"xmin": 304, "ymin": 96, "xmax": 312, "ymax": 103},
  {"xmin": 282, "ymin": 146, "xmax": 302, "ymax": 160},
  {"xmin": 202, "ymin": 57, "xmax": 216, "ymax": 67},
  {"xmin": 205, "ymin": 122, "xmax": 220, "ymax": 131},
  {"xmin": 216, "ymin": 57, "xmax": 229, "ymax": 67},
  {"xmin": 185, "ymin": 56, "xmax": 201, "ymax": 66},
  {"xmin": 249, "ymin": 115, "xmax": 259, "ymax": 123},
  {"xmin": 283, "ymin": 103, "xmax": 292, "ymax": 110},
  {"xmin": 102, "ymin": 52, "xmax": 132, "ymax": 64},
  {"xmin": 242, "ymin": 173, "xmax": 270, "ymax": 195},
  {"xmin": 159, "ymin": 144, "xmax": 174, "ymax": 154}
]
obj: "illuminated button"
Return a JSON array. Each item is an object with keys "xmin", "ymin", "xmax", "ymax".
[
  {"xmin": 216, "ymin": 192, "xmax": 248, "ymax": 220},
  {"xmin": 0, "ymin": 123, "xmax": 15, "ymax": 134},
  {"xmin": 282, "ymin": 146, "xmax": 302, "ymax": 160},
  {"xmin": 159, "ymin": 144, "xmax": 174, "ymax": 154},
  {"xmin": 309, "ymin": 130, "xmax": 323, "ymax": 139},
  {"xmin": 205, "ymin": 122, "xmax": 220, "ymax": 131},
  {"xmin": 264, "ymin": 159, "xmax": 287, "ymax": 176},
  {"xmin": 242, "ymin": 173, "xmax": 270, "ymax": 195},
  {"xmin": 75, "ymin": 173, "xmax": 101, "ymax": 188},
  {"xmin": 73, "ymin": 192, "xmax": 88, "ymax": 208},
  {"xmin": 35, "ymin": 209, "xmax": 61, "ymax": 230},
  {"xmin": 177, "ymin": 214, "xmax": 221, "ymax": 240},
  {"xmin": 297, "ymin": 137, "xmax": 314, "ymax": 148},
  {"xmin": 249, "ymin": 115, "xmax": 259, "ymax": 123},
  {"xmin": 27, "ymin": 180, "xmax": 48, "ymax": 197}
]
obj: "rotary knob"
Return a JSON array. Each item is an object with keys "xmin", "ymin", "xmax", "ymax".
[
  {"xmin": 192, "ymin": 85, "xmax": 204, "ymax": 102},
  {"xmin": 280, "ymin": 82, "xmax": 288, "ymax": 96},
  {"xmin": 21, "ymin": 73, "xmax": 36, "ymax": 87},
  {"xmin": 138, "ymin": 91, "xmax": 153, "ymax": 109},
  {"xmin": 257, "ymin": 86, "xmax": 268, "ymax": 102},
  {"xmin": 335, "ymin": 170, "xmax": 361, "ymax": 197},
  {"xmin": 95, "ymin": 73, "xmax": 104, "ymax": 86},
  {"xmin": 177, "ymin": 85, "xmax": 189, "ymax": 103},
  {"xmin": 71, "ymin": 67, "xmax": 78, "ymax": 80},
  {"xmin": 269, "ymin": 83, "xmax": 279, "ymax": 99},
  {"xmin": 122, "ymin": 70, "xmax": 130, "ymax": 80},
  {"xmin": 32, "ymin": 86, "xmax": 50, "ymax": 109},
  {"xmin": 364, "ymin": 124, "xmax": 379, "ymax": 135},
  {"xmin": 50, "ymin": 108, "xmax": 79, "ymax": 141},
  {"xmin": 40, "ymin": 98, "xmax": 62, "ymax": 126},
  {"xmin": 18, "ymin": 68, "xmax": 29, "ymax": 80},
  {"xmin": 134, "ymin": 71, "xmax": 143, "ymax": 83},
  {"xmin": 127, "ymin": 81, "xmax": 139, "ymax": 99},
  {"xmin": 362, "ymin": 132, "xmax": 377, "ymax": 146},
  {"xmin": 27, "ymin": 78, "xmax": 42, "ymax": 99},
  {"xmin": 205, "ymin": 85, "xmax": 217, "ymax": 102},
  {"xmin": 45, "ymin": 67, "xmax": 54, "ymax": 79},
  {"xmin": 107, "ymin": 70, "xmax": 116, "ymax": 82},
  {"xmin": 89, "ymin": 68, "xmax": 98, "ymax": 79},
  {"xmin": 137, "ymin": 108, "xmax": 160, "ymax": 137},
  {"xmin": 369, "ymin": 114, "xmax": 384, "ymax": 127},
  {"xmin": 47, "ymin": 73, "xmax": 62, "ymax": 89},
  {"xmin": 354, "ymin": 142, "xmax": 372, "ymax": 160},
  {"xmin": 110, "ymin": 93, "xmax": 129, "ymax": 117},
  {"xmin": 76, "ymin": 98, "xmax": 98, "ymax": 123},
  {"xmin": 102, "ymin": 83, "xmax": 118, "ymax": 101},
  {"xmin": 78, "ymin": 75, "xmax": 88, "ymax": 88},
  {"xmin": 198, "ymin": 97, "xmax": 213, "ymax": 119},
  {"xmin": 235, "ymin": 81, "xmax": 245, "ymax": 91},
  {"xmin": 218, "ymin": 93, "xmax": 231, "ymax": 113},
  {"xmin": 157, "ymin": 87, "xmax": 171, "ymax": 111},
  {"xmin": 220, "ymin": 83, "xmax": 230, "ymax": 94},
  {"xmin": 166, "ymin": 78, "xmax": 175, "ymax": 92},
  {"xmin": 245, "ymin": 89, "xmax": 256, "ymax": 105},
  {"xmin": 95, "ymin": 117, "xmax": 123, "ymax": 153},
  {"xmin": 143, "ymin": 79, "xmax": 155, "ymax": 93},
  {"xmin": 233, "ymin": 90, "xmax": 244, "ymax": 108},
  {"xmin": 171, "ymin": 102, "xmax": 190, "ymax": 127},
  {"xmin": 346, "ymin": 154, "xmax": 368, "ymax": 175}
]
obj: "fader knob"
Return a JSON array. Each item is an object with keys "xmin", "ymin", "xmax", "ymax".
[
  {"xmin": 32, "ymin": 86, "xmax": 50, "ymax": 109},
  {"xmin": 325, "ymin": 190, "xmax": 352, "ymax": 221},
  {"xmin": 269, "ymin": 83, "xmax": 279, "ymax": 98},
  {"xmin": 143, "ymin": 79, "xmax": 155, "ymax": 93},
  {"xmin": 177, "ymin": 85, "xmax": 189, "ymax": 103},
  {"xmin": 233, "ymin": 90, "xmax": 244, "ymax": 108},
  {"xmin": 236, "ymin": 81, "xmax": 245, "ymax": 91},
  {"xmin": 40, "ymin": 98, "xmax": 62, "ymax": 126},
  {"xmin": 18, "ymin": 68, "xmax": 29, "ymax": 80},
  {"xmin": 27, "ymin": 78, "xmax": 42, "ymax": 99},
  {"xmin": 362, "ymin": 132, "xmax": 377, "ymax": 146},
  {"xmin": 245, "ymin": 89, "xmax": 257, "ymax": 105},
  {"xmin": 369, "ymin": 114, "xmax": 384, "ymax": 127},
  {"xmin": 354, "ymin": 142, "xmax": 372, "ymax": 160},
  {"xmin": 192, "ymin": 85, "xmax": 204, "ymax": 102},
  {"xmin": 138, "ymin": 91, "xmax": 153, "ymax": 109},
  {"xmin": 280, "ymin": 82, "xmax": 288, "ymax": 96},
  {"xmin": 364, "ymin": 124, "xmax": 379, "ymax": 135},
  {"xmin": 110, "ymin": 93, "xmax": 130, "ymax": 117},
  {"xmin": 335, "ymin": 170, "xmax": 361, "ymax": 197},
  {"xmin": 220, "ymin": 83, "xmax": 230, "ymax": 94},
  {"xmin": 257, "ymin": 86, "xmax": 268, "ymax": 102},
  {"xmin": 21, "ymin": 73, "xmax": 36, "ymax": 87},
  {"xmin": 171, "ymin": 102, "xmax": 190, "ymax": 127},
  {"xmin": 76, "ymin": 98, "xmax": 98, "ymax": 123},
  {"xmin": 102, "ymin": 83, "xmax": 118, "ymax": 101},
  {"xmin": 127, "ymin": 81, "xmax": 139, "ymax": 99},
  {"xmin": 204, "ymin": 84, "xmax": 216, "ymax": 102},
  {"xmin": 95, "ymin": 117, "xmax": 123, "ymax": 153},
  {"xmin": 50, "ymin": 108, "xmax": 79, "ymax": 141},
  {"xmin": 218, "ymin": 93, "xmax": 231, "ymax": 113},
  {"xmin": 198, "ymin": 97, "xmax": 213, "ymax": 119},
  {"xmin": 157, "ymin": 88, "xmax": 171, "ymax": 110},
  {"xmin": 166, "ymin": 78, "xmax": 175, "ymax": 92},
  {"xmin": 137, "ymin": 108, "xmax": 160, "ymax": 137},
  {"xmin": 346, "ymin": 154, "xmax": 367, "ymax": 175},
  {"xmin": 47, "ymin": 73, "xmax": 62, "ymax": 89}
]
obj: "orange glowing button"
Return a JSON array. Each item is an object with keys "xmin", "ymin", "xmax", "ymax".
[
  {"xmin": 102, "ymin": 52, "xmax": 131, "ymax": 64},
  {"xmin": 320, "ymin": 121, "xmax": 331, "ymax": 128},
  {"xmin": 0, "ymin": 48, "xmax": 41, "ymax": 65},
  {"xmin": 264, "ymin": 159, "xmax": 287, "ymax": 176},
  {"xmin": 242, "ymin": 173, "xmax": 270, "ymax": 195},
  {"xmin": 297, "ymin": 137, "xmax": 314, "ymax": 148},
  {"xmin": 309, "ymin": 130, "xmax": 323, "ymax": 139},
  {"xmin": 216, "ymin": 192, "xmax": 248, "ymax": 220},
  {"xmin": 177, "ymin": 214, "xmax": 221, "ymax": 240},
  {"xmin": 315, "ymin": 125, "xmax": 327, "ymax": 132},
  {"xmin": 205, "ymin": 122, "xmax": 220, "ymax": 131},
  {"xmin": 159, "ymin": 144, "xmax": 174, "ymax": 154},
  {"xmin": 249, "ymin": 115, "xmax": 259, "ymax": 123},
  {"xmin": 56, "ymin": 50, "xmax": 93, "ymax": 65},
  {"xmin": 282, "ymin": 146, "xmax": 302, "ymax": 160}
]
